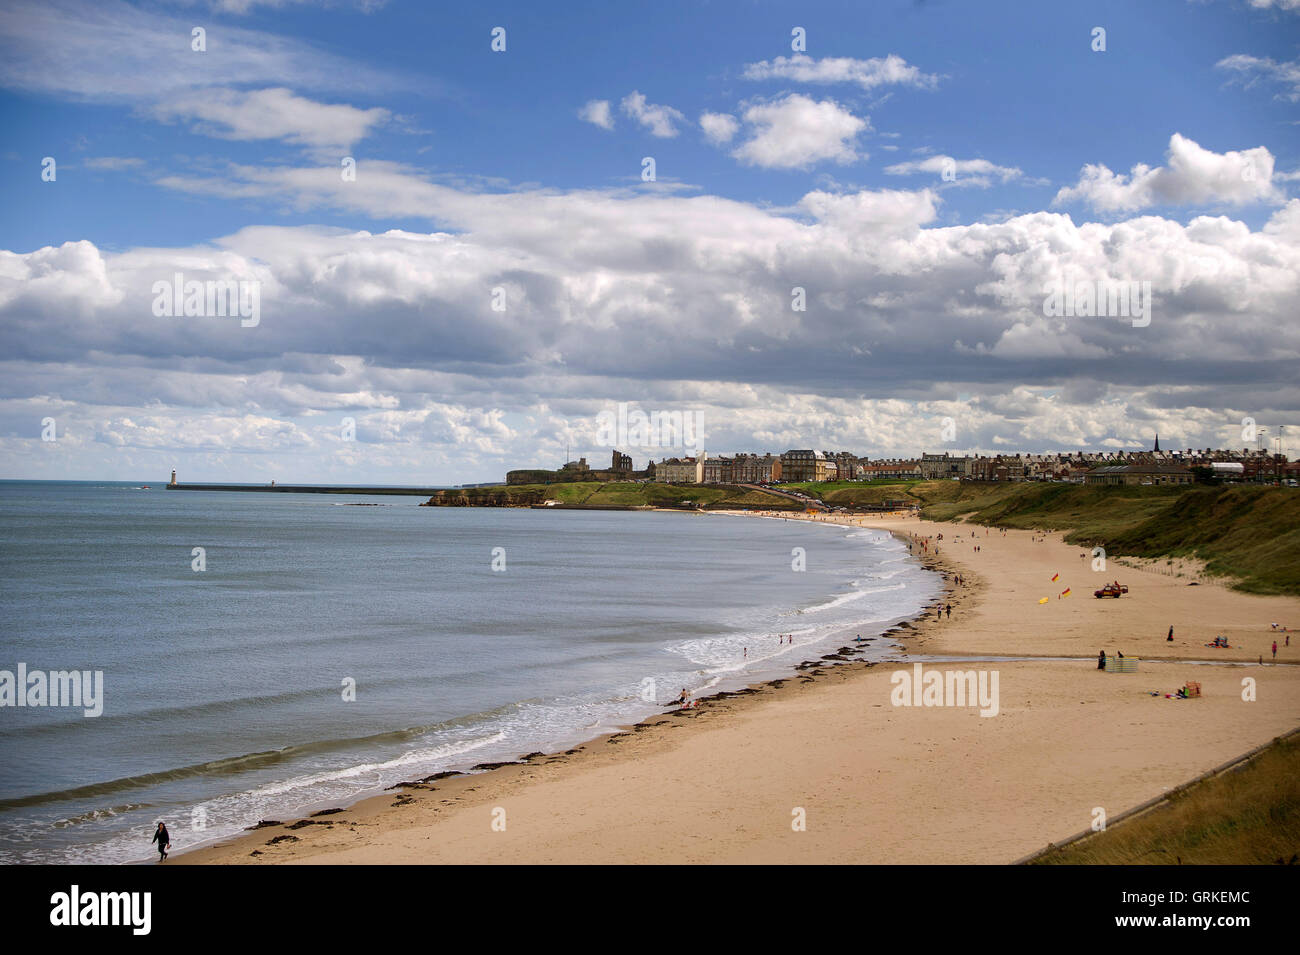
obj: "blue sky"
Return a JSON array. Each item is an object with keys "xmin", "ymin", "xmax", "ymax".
[
  {"xmin": 1, "ymin": 0, "xmax": 1298, "ymax": 482},
  {"xmin": 5, "ymin": 0, "xmax": 1296, "ymax": 248}
]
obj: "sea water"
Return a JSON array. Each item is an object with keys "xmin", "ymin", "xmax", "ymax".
[{"xmin": 0, "ymin": 481, "xmax": 940, "ymax": 863}]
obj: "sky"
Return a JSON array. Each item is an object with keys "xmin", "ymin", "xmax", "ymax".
[{"xmin": 1, "ymin": 0, "xmax": 1298, "ymax": 484}]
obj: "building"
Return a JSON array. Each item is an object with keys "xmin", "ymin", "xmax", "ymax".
[
  {"xmin": 701, "ymin": 455, "xmax": 733, "ymax": 484},
  {"xmin": 919, "ymin": 453, "xmax": 970, "ymax": 480},
  {"xmin": 827, "ymin": 451, "xmax": 860, "ymax": 481},
  {"xmin": 507, "ymin": 450, "xmax": 650, "ymax": 485},
  {"xmin": 1084, "ymin": 463, "xmax": 1193, "ymax": 486},
  {"xmin": 658, "ymin": 453, "xmax": 706, "ymax": 484},
  {"xmin": 731, "ymin": 453, "xmax": 782, "ymax": 484},
  {"xmin": 859, "ymin": 460, "xmax": 922, "ymax": 481},
  {"xmin": 781, "ymin": 449, "xmax": 833, "ymax": 482},
  {"xmin": 967, "ymin": 455, "xmax": 1026, "ymax": 482}
]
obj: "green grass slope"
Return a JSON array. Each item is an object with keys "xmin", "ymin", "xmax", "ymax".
[{"xmin": 914, "ymin": 482, "xmax": 1300, "ymax": 595}]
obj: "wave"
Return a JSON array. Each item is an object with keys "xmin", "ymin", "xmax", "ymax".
[
  {"xmin": 800, "ymin": 581, "xmax": 906, "ymax": 614},
  {"xmin": 51, "ymin": 803, "xmax": 150, "ymax": 829},
  {"xmin": 240, "ymin": 732, "xmax": 506, "ymax": 800},
  {"xmin": 0, "ymin": 706, "xmax": 522, "ymax": 811}
]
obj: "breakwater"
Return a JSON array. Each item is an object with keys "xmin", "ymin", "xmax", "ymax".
[{"xmin": 165, "ymin": 483, "xmax": 455, "ymax": 496}]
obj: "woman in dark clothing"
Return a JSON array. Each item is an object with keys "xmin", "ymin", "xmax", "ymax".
[
  {"xmin": 152, "ymin": 822, "xmax": 170, "ymax": 861},
  {"xmin": 1097, "ymin": 650, "xmax": 1106, "ymax": 670}
]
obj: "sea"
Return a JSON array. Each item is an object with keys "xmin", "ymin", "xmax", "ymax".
[{"xmin": 0, "ymin": 480, "xmax": 941, "ymax": 864}]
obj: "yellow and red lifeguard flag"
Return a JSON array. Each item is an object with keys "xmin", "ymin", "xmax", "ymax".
[
  {"xmin": 1051, "ymin": 573, "xmax": 1059, "ymax": 582},
  {"xmin": 1060, "ymin": 588, "xmax": 1071, "ymax": 597}
]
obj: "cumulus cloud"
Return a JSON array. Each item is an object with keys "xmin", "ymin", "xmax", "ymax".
[
  {"xmin": 3, "ymin": 172, "xmax": 1298, "ymax": 481},
  {"xmin": 1053, "ymin": 133, "xmax": 1286, "ymax": 212},
  {"xmin": 796, "ymin": 188, "xmax": 939, "ymax": 234},
  {"xmin": 152, "ymin": 88, "xmax": 390, "ymax": 152},
  {"xmin": 578, "ymin": 99, "xmax": 614, "ymax": 130},
  {"xmin": 620, "ymin": 91, "xmax": 685, "ymax": 138},
  {"xmin": 699, "ymin": 111, "xmax": 739, "ymax": 145},
  {"xmin": 742, "ymin": 54, "xmax": 941, "ymax": 91},
  {"xmin": 731, "ymin": 94, "xmax": 868, "ymax": 169}
]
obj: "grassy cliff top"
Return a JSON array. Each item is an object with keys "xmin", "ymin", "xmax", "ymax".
[
  {"xmin": 424, "ymin": 481, "xmax": 805, "ymax": 510},
  {"xmin": 793, "ymin": 480, "xmax": 1299, "ymax": 595}
]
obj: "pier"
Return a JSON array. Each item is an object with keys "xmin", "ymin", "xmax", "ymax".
[{"xmin": 165, "ymin": 482, "xmax": 450, "ymax": 496}]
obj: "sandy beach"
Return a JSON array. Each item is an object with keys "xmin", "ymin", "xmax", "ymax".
[{"xmin": 182, "ymin": 514, "xmax": 1300, "ymax": 865}]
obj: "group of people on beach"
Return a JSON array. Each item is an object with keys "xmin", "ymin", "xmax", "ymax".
[{"xmin": 1097, "ymin": 649, "xmax": 1127, "ymax": 669}]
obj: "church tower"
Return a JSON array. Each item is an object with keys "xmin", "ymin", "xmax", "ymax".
[{"xmin": 1153, "ymin": 433, "xmax": 1160, "ymax": 454}]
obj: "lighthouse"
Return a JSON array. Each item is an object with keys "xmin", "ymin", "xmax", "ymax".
[{"xmin": 169, "ymin": 469, "xmax": 177, "ymax": 487}]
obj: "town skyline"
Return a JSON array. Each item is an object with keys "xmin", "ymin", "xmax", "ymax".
[{"xmin": 506, "ymin": 437, "xmax": 1298, "ymax": 489}]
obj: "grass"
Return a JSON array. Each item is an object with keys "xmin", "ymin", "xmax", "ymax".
[
  {"xmin": 910, "ymin": 482, "xmax": 1300, "ymax": 595},
  {"xmin": 780, "ymin": 479, "xmax": 923, "ymax": 507},
  {"xmin": 425, "ymin": 481, "xmax": 799, "ymax": 510},
  {"xmin": 1031, "ymin": 732, "xmax": 1300, "ymax": 865}
]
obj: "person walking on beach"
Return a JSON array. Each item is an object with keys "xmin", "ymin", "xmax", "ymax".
[
  {"xmin": 1097, "ymin": 650, "xmax": 1106, "ymax": 670},
  {"xmin": 1167, "ymin": 625, "xmax": 1174, "ymax": 642},
  {"xmin": 945, "ymin": 604, "xmax": 951, "ymax": 619},
  {"xmin": 1273, "ymin": 641, "xmax": 1278, "ymax": 660},
  {"xmin": 152, "ymin": 821, "xmax": 170, "ymax": 862}
]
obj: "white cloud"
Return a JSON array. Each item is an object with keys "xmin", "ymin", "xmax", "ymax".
[
  {"xmin": 578, "ymin": 99, "xmax": 614, "ymax": 130},
  {"xmin": 699, "ymin": 111, "xmax": 739, "ymax": 145},
  {"xmin": 0, "ymin": 0, "xmax": 401, "ymax": 102},
  {"xmin": 152, "ymin": 88, "xmax": 390, "ymax": 152},
  {"xmin": 731, "ymin": 94, "xmax": 868, "ymax": 169},
  {"xmin": 1053, "ymin": 133, "xmax": 1286, "ymax": 212},
  {"xmin": 1216, "ymin": 53, "xmax": 1300, "ymax": 102},
  {"xmin": 884, "ymin": 155, "xmax": 1025, "ymax": 188},
  {"xmin": 620, "ymin": 91, "xmax": 685, "ymax": 138},
  {"xmin": 4, "ymin": 171, "xmax": 1299, "ymax": 479},
  {"xmin": 83, "ymin": 157, "xmax": 145, "ymax": 170},
  {"xmin": 212, "ymin": 0, "xmax": 388, "ymax": 13},
  {"xmin": 797, "ymin": 188, "xmax": 939, "ymax": 235},
  {"xmin": 742, "ymin": 54, "xmax": 941, "ymax": 91}
]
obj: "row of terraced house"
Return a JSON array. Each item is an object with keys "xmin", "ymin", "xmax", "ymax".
[
  {"xmin": 652, "ymin": 444, "xmax": 1293, "ymax": 486},
  {"xmin": 512, "ymin": 442, "xmax": 1293, "ymax": 487}
]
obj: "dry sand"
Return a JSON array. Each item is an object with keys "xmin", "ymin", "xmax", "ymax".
[{"xmin": 182, "ymin": 515, "xmax": 1300, "ymax": 865}]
